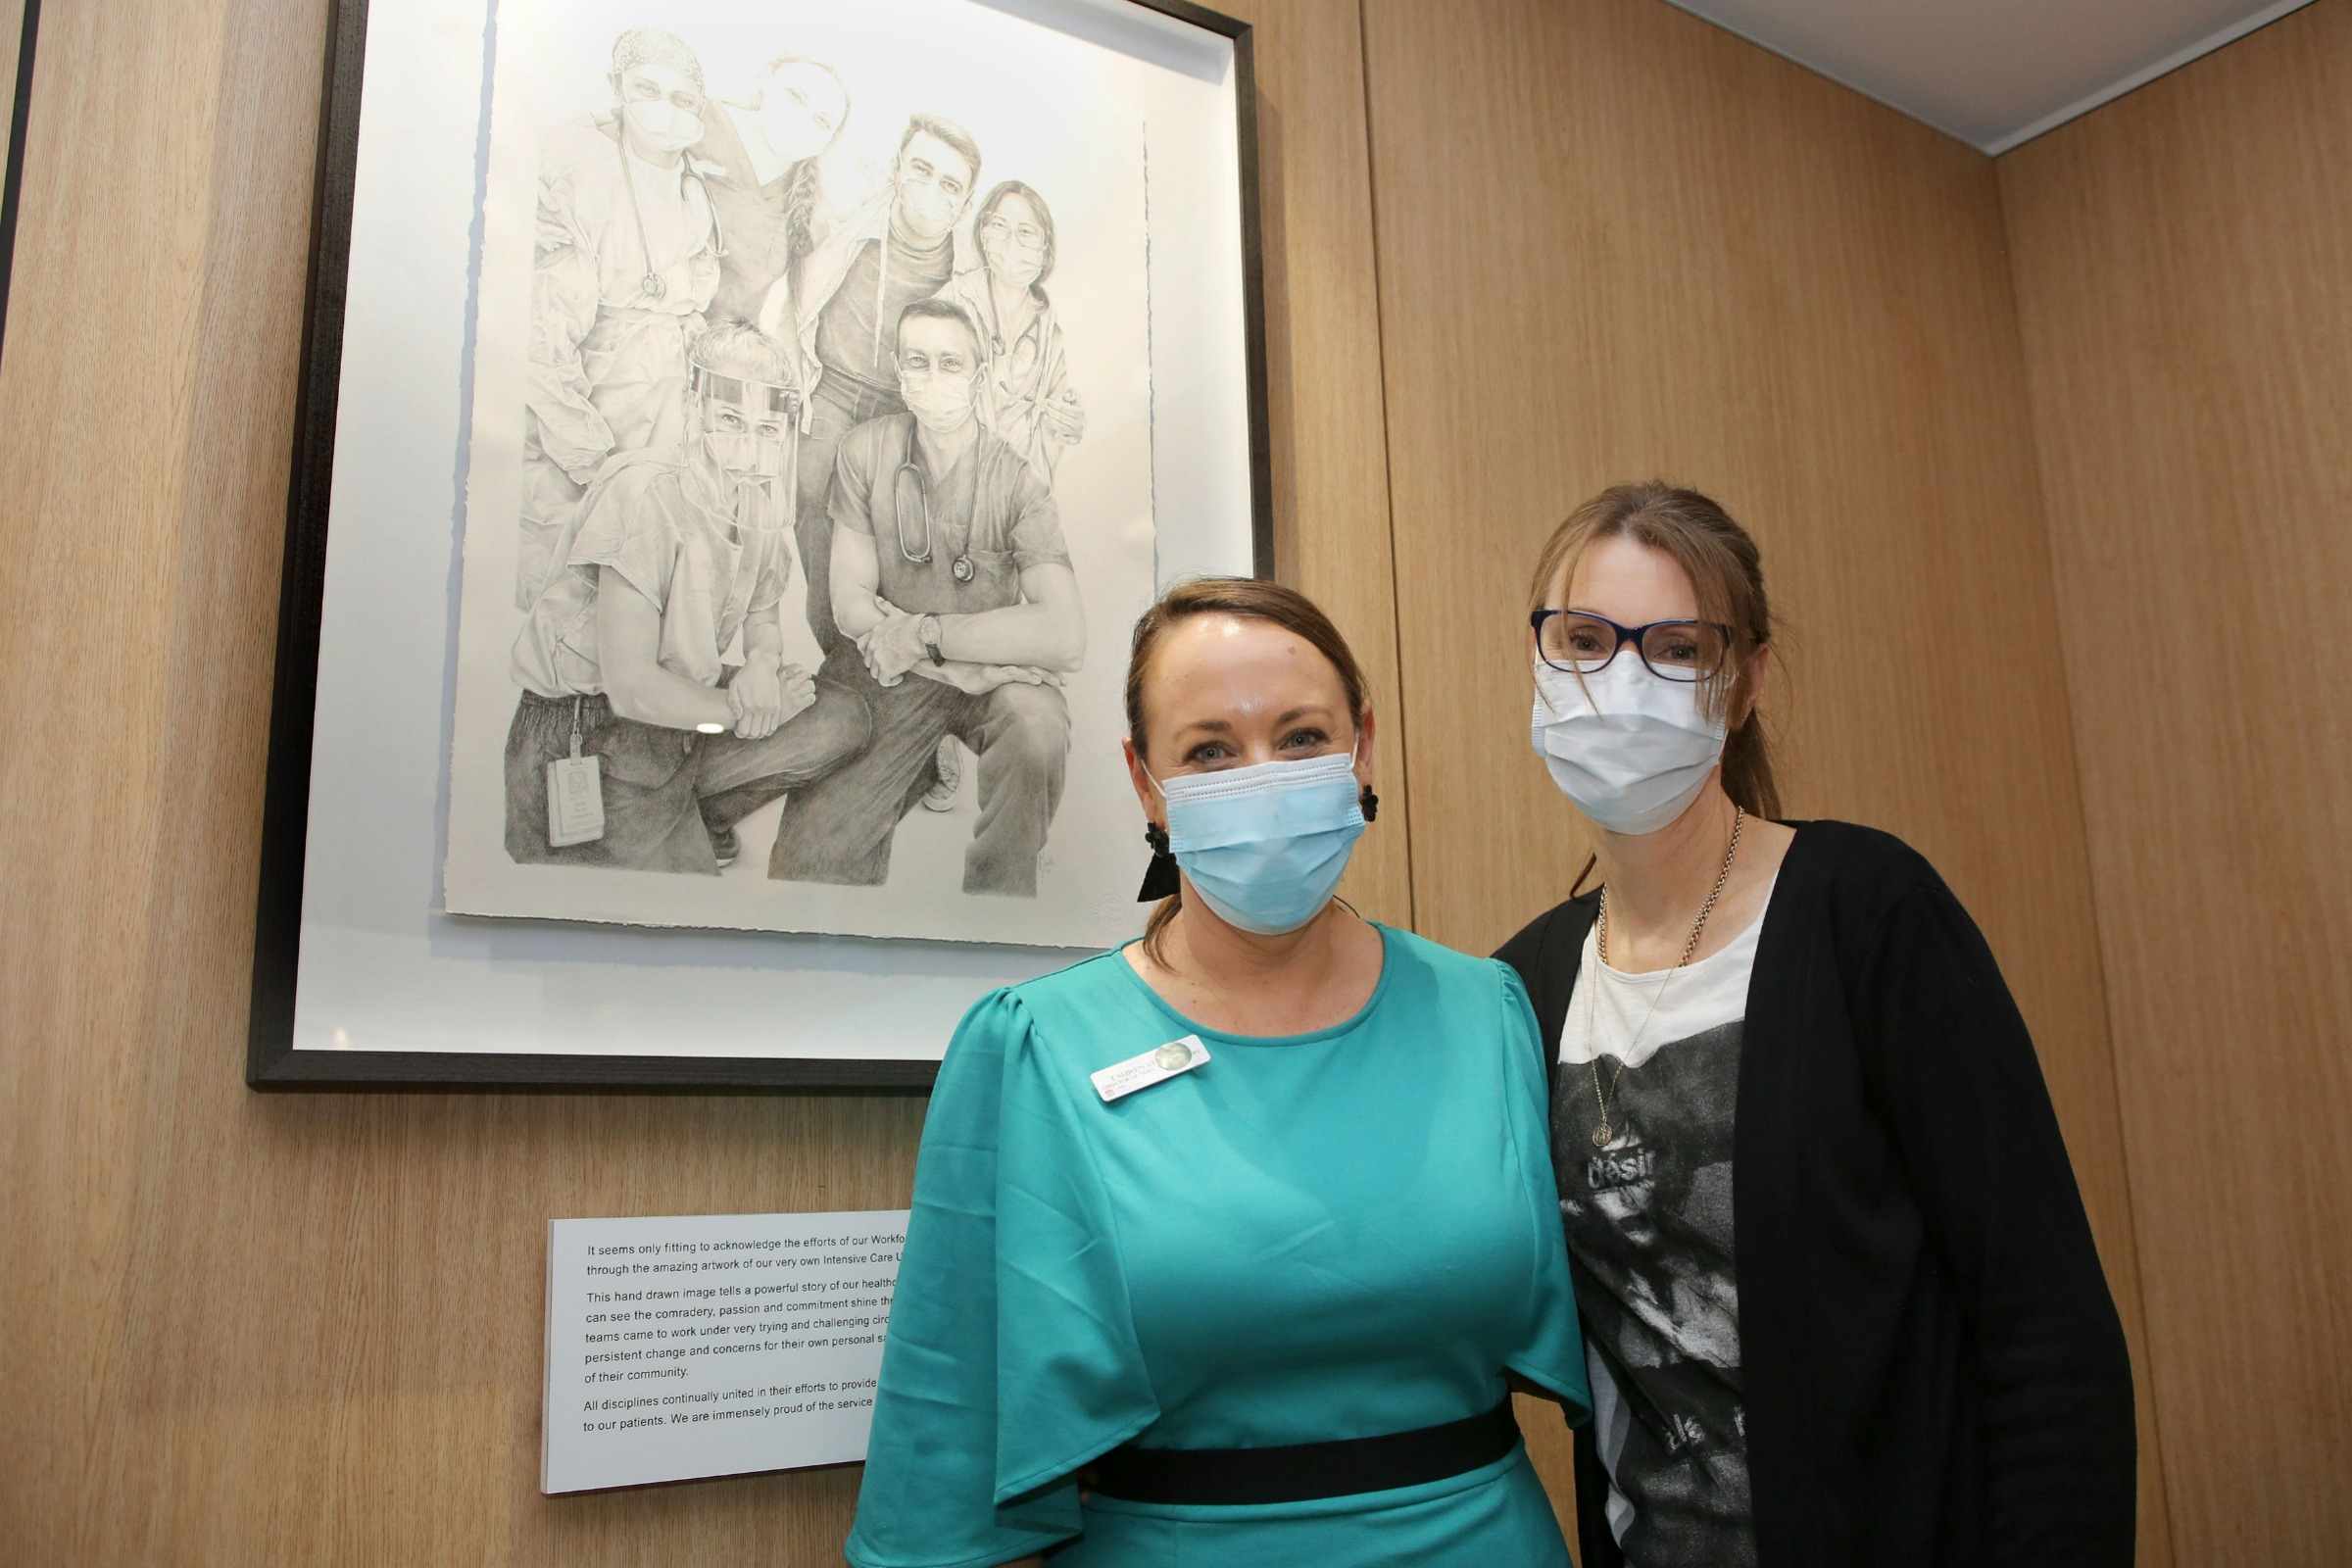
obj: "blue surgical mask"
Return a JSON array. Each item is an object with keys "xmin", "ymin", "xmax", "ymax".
[{"xmin": 1153, "ymin": 752, "xmax": 1367, "ymax": 935}]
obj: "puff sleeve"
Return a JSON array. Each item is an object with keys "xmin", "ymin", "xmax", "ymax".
[
  {"xmin": 847, "ymin": 991, "xmax": 1160, "ymax": 1568},
  {"xmin": 1495, "ymin": 962, "xmax": 1592, "ymax": 1423}
]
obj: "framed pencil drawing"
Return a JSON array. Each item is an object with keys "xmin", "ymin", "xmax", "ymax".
[{"xmin": 248, "ymin": 0, "xmax": 1270, "ymax": 1089}]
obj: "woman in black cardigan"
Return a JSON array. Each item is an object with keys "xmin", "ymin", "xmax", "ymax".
[{"xmin": 1496, "ymin": 482, "xmax": 2134, "ymax": 1567}]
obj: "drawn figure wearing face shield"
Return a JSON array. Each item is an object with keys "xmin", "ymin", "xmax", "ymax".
[
  {"xmin": 691, "ymin": 359, "xmax": 796, "ymax": 532},
  {"xmin": 506, "ymin": 319, "xmax": 870, "ymax": 875},
  {"xmin": 937, "ymin": 180, "xmax": 1085, "ymax": 481},
  {"xmin": 694, "ymin": 55, "xmax": 851, "ymax": 327},
  {"xmin": 518, "ymin": 28, "xmax": 725, "ymax": 611}
]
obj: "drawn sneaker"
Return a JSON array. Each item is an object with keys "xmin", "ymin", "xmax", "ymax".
[
  {"xmin": 709, "ymin": 824, "xmax": 741, "ymax": 867},
  {"xmin": 921, "ymin": 737, "xmax": 964, "ymax": 811}
]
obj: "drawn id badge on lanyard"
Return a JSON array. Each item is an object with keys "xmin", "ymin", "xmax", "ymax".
[{"xmin": 546, "ymin": 697, "xmax": 607, "ymax": 848}]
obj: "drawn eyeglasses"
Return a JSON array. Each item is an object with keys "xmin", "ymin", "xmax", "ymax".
[
  {"xmin": 1531, "ymin": 610, "xmax": 1734, "ymax": 683},
  {"xmin": 978, "ymin": 215, "xmax": 1048, "ymax": 252}
]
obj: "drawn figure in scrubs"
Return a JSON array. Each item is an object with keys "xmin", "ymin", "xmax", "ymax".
[
  {"xmin": 938, "ymin": 180, "xmax": 1085, "ymax": 481},
  {"xmin": 694, "ymin": 56, "xmax": 851, "ymax": 326},
  {"xmin": 767, "ymin": 297, "xmax": 1081, "ymax": 897},
  {"xmin": 757, "ymin": 114, "xmax": 982, "ymax": 654},
  {"xmin": 519, "ymin": 28, "xmax": 723, "ymax": 610},
  {"xmin": 506, "ymin": 319, "xmax": 869, "ymax": 874}
]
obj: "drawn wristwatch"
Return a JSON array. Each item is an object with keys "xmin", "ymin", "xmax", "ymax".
[{"xmin": 919, "ymin": 613, "xmax": 946, "ymax": 665}]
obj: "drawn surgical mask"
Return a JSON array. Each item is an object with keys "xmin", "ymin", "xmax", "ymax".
[
  {"xmin": 978, "ymin": 214, "xmax": 1048, "ymax": 291},
  {"xmin": 988, "ymin": 248, "xmax": 1043, "ymax": 294},
  {"xmin": 895, "ymin": 170, "xmax": 961, "ymax": 240},
  {"xmin": 758, "ymin": 71, "xmax": 838, "ymax": 165},
  {"xmin": 620, "ymin": 98, "xmax": 704, "ymax": 157},
  {"xmin": 900, "ymin": 369, "xmax": 977, "ymax": 434},
  {"xmin": 1531, "ymin": 659, "xmax": 1727, "ymax": 835},
  {"xmin": 1153, "ymin": 752, "xmax": 1367, "ymax": 935}
]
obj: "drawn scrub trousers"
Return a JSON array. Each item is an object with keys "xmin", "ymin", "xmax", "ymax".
[{"xmin": 846, "ymin": 925, "xmax": 1592, "ymax": 1568}]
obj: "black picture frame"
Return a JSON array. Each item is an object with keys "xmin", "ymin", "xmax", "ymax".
[
  {"xmin": 0, "ymin": 0, "xmax": 48, "ymax": 368},
  {"xmin": 247, "ymin": 0, "xmax": 1271, "ymax": 1093}
]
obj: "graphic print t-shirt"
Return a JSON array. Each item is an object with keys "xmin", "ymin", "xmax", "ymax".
[{"xmin": 1551, "ymin": 876, "xmax": 1775, "ymax": 1568}]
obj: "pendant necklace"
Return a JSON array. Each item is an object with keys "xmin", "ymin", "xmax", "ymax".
[{"xmin": 1586, "ymin": 808, "xmax": 1743, "ymax": 1148}]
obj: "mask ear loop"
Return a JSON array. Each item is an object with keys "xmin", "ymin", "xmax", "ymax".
[
  {"xmin": 1531, "ymin": 631, "xmax": 1597, "ymax": 898},
  {"xmin": 1333, "ymin": 735, "xmax": 1380, "ymax": 919},
  {"xmin": 1344, "ymin": 726, "xmax": 1380, "ymax": 823}
]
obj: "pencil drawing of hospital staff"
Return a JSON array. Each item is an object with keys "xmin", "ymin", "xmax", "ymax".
[
  {"xmin": 937, "ymin": 180, "xmax": 1085, "ymax": 480},
  {"xmin": 757, "ymin": 114, "xmax": 983, "ymax": 653},
  {"xmin": 506, "ymin": 320, "xmax": 868, "ymax": 874},
  {"xmin": 519, "ymin": 28, "xmax": 722, "ymax": 610},
  {"xmin": 766, "ymin": 297, "xmax": 1080, "ymax": 897}
]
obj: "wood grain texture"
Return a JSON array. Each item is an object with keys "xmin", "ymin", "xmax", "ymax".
[
  {"xmin": 0, "ymin": 0, "xmax": 25, "ymax": 199},
  {"xmin": 1220, "ymin": 0, "xmax": 1413, "ymax": 927},
  {"xmin": 1358, "ymin": 0, "xmax": 2166, "ymax": 1554},
  {"xmin": 0, "ymin": 0, "xmax": 1405, "ymax": 1563},
  {"xmin": 2000, "ymin": 6, "xmax": 2352, "ymax": 1561}
]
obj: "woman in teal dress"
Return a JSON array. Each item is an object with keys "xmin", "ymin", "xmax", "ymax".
[{"xmin": 847, "ymin": 579, "xmax": 1590, "ymax": 1568}]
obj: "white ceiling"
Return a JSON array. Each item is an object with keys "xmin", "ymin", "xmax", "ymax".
[{"xmin": 1661, "ymin": 0, "xmax": 2315, "ymax": 153}]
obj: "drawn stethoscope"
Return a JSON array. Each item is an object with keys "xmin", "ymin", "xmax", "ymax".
[{"xmin": 892, "ymin": 459, "xmax": 977, "ymax": 582}]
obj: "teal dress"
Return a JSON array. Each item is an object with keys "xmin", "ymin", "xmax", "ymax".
[{"xmin": 846, "ymin": 925, "xmax": 1591, "ymax": 1568}]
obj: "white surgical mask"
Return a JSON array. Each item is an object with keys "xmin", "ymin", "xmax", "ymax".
[
  {"xmin": 901, "ymin": 372, "xmax": 977, "ymax": 434},
  {"xmin": 621, "ymin": 98, "xmax": 704, "ymax": 157},
  {"xmin": 1531, "ymin": 659, "xmax": 1726, "ymax": 834}
]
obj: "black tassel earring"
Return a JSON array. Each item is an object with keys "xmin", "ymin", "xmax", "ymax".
[
  {"xmin": 1137, "ymin": 821, "xmax": 1180, "ymax": 902},
  {"xmin": 1359, "ymin": 787, "xmax": 1381, "ymax": 822}
]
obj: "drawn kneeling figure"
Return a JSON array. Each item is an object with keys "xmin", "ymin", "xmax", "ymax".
[
  {"xmin": 767, "ymin": 296, "xmax": 1084, "ymax": 897},
  {"xmin": 504, "ymin": 318, "xmax": 870, "ymax": 873}
]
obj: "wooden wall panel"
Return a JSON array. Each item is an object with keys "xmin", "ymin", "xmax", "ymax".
[
  {"xmin": 0, "ymin": 0, "xmax": 25, "ymax": 198},
  {"xmin": 2000, "ymin": 6, "xmax": 2352, "ymax": 1562},
  {"xmin": 1226, "ymin": 0, "xmax": 1413, "ymax": 926},
  {"xmin": 0, "ymin": 1, "xmax": 1400, "ymax": 1565},
  {"xmin": 1358, "ymin": 0, "xmax": 2166, "ymax": 1555}
]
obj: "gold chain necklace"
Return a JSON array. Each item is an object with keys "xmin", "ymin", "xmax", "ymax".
[{"xmin": 1585, "ymin": 807, "xmax": 1744, "ymax": 1149}]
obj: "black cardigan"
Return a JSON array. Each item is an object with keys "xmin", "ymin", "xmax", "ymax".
[{"xmin": 1495, "ymin": 820, "xmax": 2135, "ymax": 1568}]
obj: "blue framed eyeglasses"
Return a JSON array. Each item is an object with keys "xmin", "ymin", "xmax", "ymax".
[{"xmin": 1530, "ymin": 610, "xmax": 1734, "ymax": 683}]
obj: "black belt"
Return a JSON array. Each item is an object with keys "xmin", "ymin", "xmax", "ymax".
[{"xmin": 1088, "ymin": 1398, "xmax": 1521, "ymax": 1506}]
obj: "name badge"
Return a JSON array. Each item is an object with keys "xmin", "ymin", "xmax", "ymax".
[
  {"xmin": 1091, "ymin": 1035, "xmax": 1209, "ymax": 1102},
  {"xmin": 546, "ymin": 754, "xmax": 606, "ymax": 847}
]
